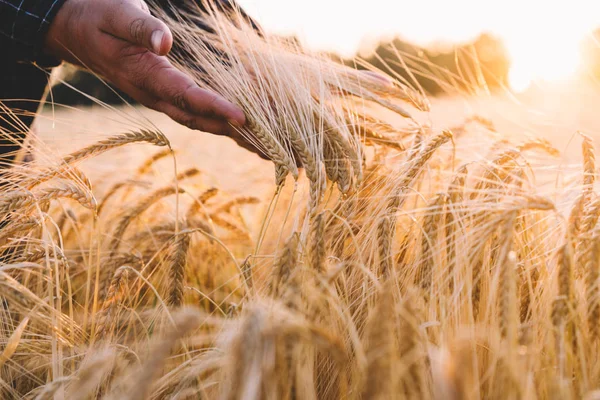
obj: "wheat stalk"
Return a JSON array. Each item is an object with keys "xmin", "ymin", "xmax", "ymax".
[
  {"xmin": 167, "ymin": 232, "xmax": 192, "ymax": 308},
  {"xmin": 362, "ymin": 282, "xmax": 396, "ymax": 399},
  {"xmin": 124, "ymin": 309, "xmax": 202, "ymax": 400},
  {"xmin": 246, "ymin": 118, "xmax": 298, "ymax": 186},
  {"xmin": 109, "ymin": 186, "xmax": 184, "ymax": 257},
  {"xmin": 585, "ymin": 230, "xmax": 600, "ymax": 342},
  {"xmin": 517, "ymin": 138, "xmax": 560, "ymax": 157},
  {"xmin": 0, "ymin": 181, "xmax": 95, "ymax": 214},
  {"xmin": 499, "ymin": 243, "xmax": 518, "ymax": 345},
  {"xmin": 377, "ymin": 216, "xmax": 394, "ymax": 278},
  {"xmin": 96, "ymin": 266, "xmax": 131, "ymax": 337},
  {"xmin": 271, "ymin": 233, "xmax": 300, "ymax": 297},
  {"xmin": 62, "ymin": 130, "xmax": 169, "ymax": 165},
  {"xmin": 212, "ymin": 196, "xmax": 260, "ymax": 214},
  {"xmin": 446, "ymin": 165, "xmax": 468, "ymax": 291},
  {"xmin": 400, "ymin": 130, "xmax": 453, "ymax": 189},
  {"xmin": 553, "ymin": 243, "xmax": 575, "ymax": 365},
  {"xmin": 135, "ymin": 148, "xmax": 173, "ymax": 176},
  {"xmin": 308, "ymin": 213, "xmax": 326, "ymax": 274},
  {"xmin": 419, "ymin": 192, "xmax": 447, "ymax": 292}
]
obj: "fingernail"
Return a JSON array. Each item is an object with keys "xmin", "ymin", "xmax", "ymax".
[
  {"xmin": 151, "ymin": 30, "xmax": 164, "ymax": 54},
  {"xmin": 228, "ymin": 118, "xmax": 242, "ymax": 128},
  {"xmin": 232, "ymin": 109, "xmax": 246, "ymax": 126}
]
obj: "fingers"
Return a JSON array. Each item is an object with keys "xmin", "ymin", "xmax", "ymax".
[
  {"xmin": 141, "ymin": 95, "xmax": 265, "ymax": 158},
  {"xmin": 153, "ymin": 67, "xmax": 246, "ymax": 125},
  {"xmin": 138, "ymin": 0, "xmax": 149, "ymax": 12},
  {"xmin": 100, "ymin": 0, "xmax": 173, "ymax": 55},
  {"xmin": 121, "ymin": 80, "xmax": 231, "ymax": 135},
  {"xmin": 183, "ymin": 84, "xmax": 246, "ymax": 126},
  {"xmin": 99, "ymin": 0, "xmax": 246, "ymax": 126},
  {"xmin": 227, "ymin": 126, "xmax": 269, "ymax": 159},
  {"xmin": 121, "ymin": 53, "xmax": 246, "ymax": 125},
  {"xmin": 121, "ymin": 70, "xmax": 264, "ymax": 157},
  {"xmin": 153, "ymin": 100, "xmax": 233, "ymax": 135}
]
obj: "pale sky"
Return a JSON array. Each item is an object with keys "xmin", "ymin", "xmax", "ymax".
[{"xmin": 237, "ymin": 0, "xmax": 600, "ymax": 89}]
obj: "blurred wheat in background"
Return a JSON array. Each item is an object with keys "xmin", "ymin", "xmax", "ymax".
[{"xmin": 1, "ymin": 2, "xmax": 600, "ymax": 399}]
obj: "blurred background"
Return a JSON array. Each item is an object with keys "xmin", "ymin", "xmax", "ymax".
[{"xmin": 50, "ymin": 0, "xmax": 600, "ymax": 104}]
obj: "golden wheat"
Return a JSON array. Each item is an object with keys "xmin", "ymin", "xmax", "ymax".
[{"xmin": 2, "ymin": 2, "xmax": 600, "ymax": 399}]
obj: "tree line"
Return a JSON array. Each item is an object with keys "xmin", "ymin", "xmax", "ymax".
[{"xmin": 47, "ymin": 32, "xmax": 514, "ymax": 106}]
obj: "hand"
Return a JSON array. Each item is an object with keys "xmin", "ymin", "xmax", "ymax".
[{"xmin": 44, "ymin": 0, "xmax": 257, "ymax": 152}]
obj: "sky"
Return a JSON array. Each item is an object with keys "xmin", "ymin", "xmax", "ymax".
[{"xmin": 237, "ymin": 0, "xmax": 600, "ymax": 90}]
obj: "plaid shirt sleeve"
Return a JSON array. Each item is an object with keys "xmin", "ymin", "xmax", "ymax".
[{"xmin": 0, "ymin": 0, "xmax": 68, "ymax": 65}]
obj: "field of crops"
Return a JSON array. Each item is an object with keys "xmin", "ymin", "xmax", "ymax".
[{"xmin": 2, "ymin": 4, "xmax": 600, "ymax": 400}]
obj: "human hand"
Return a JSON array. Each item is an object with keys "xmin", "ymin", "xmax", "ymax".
[{"xmin": 44, "ymin": 0, "xmax": 260, "ymax": 153}]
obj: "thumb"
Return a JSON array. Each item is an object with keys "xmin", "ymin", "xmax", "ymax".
[{"xmin": 101, "ymin": 1, "xmax": 173, "ymax": 55}]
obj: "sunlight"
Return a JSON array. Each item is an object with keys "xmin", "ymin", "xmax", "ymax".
[
  {"xmin": 506, "ymin": 31, "xmax": 583, "ymax": 92},
  {"xmin": 239, "ymin": 0, "xmax": 600, "ymax": 92}
]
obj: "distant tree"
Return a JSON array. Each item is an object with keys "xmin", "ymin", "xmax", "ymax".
[
  {"xmin": 472, "ymin": 33, "xmax": 511, "ymax": 89},
  {"xmin": 351, "ymin": 32, "xmax": 510, "ymax": 95}
]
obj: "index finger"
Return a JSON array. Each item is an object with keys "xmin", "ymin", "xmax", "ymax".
[{"xmin": 127, "ymin": 53, "xmax": 246, "ymax": 125}]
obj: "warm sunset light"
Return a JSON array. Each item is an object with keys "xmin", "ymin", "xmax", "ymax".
[
  {"xmin": 506, "ymin": 33, "xmax": 583, "ymax": 92},
  {"xmin": 239, "ymin": 0, "xmax": 600, "ymax": 91},
  {"xmin": 10, "ymin": 0, "xmax": 600, "ymax": 396}
]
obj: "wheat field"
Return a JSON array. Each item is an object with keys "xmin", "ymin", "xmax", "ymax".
[{"xmin": 1, "ymin": 3, "xmax": 600, "ymax": 400}]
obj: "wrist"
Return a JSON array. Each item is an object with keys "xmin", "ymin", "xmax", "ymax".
[{"xmin": 44, "ymin": 0, "xmax": 79, "ymax": 61}]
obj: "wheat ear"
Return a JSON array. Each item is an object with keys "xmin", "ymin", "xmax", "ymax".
[
  {"xmin": 309, "ymin": 213, "xmax": 326, "ymax": 274},
  {"xmin": 446, "ymin": 165, "xmax": 468, "ymax": 291},
  {"xmin": 419, "ymin": 192, "xmax": 447, "ymax": 292},
  {"xmin": 109, "ymin": 186, "xmax": 184, "ymax": 257},
  {"xmin": 167, "ymin": 232, "xmax": 192, "ymax": 308},
  {"xmin": 62, "ymin": 130, "xmax": 169, "ymax": 164},
  {"xmin": 125, "ymin": 309, "xmax": 202, "ymax": 400},
  {"xmin": 362, "ymin": 282, "xmax": 396, "ymax": 399},
  {"xmin": 246, "ymin": 118, "xmax": 298, "ymax": 186},
  {"xmin": 377, "ymin": 216, "xmax": 394, "ymax": 278},
  {"xmin": 270, "ymin": 233, "xmax": 300, "ymax": 296}
]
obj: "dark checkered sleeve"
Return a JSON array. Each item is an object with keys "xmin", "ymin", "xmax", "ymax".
[{"xmin": 0, "ymin": 0, "xmax": 67, "ymax": 64}]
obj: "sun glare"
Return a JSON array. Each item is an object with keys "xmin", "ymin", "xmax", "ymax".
[
  {"xmin": 239, "ymin": 0, "xmax": 600, "ymax": 92},
  {"xmin": 506, "ymin": 32, "xmax": 583, "ymax": 92}
]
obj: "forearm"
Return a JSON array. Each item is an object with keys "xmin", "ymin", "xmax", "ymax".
[{"xmin": 0, "ymin": 0, "xmax": 67, "ymax": 64}]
